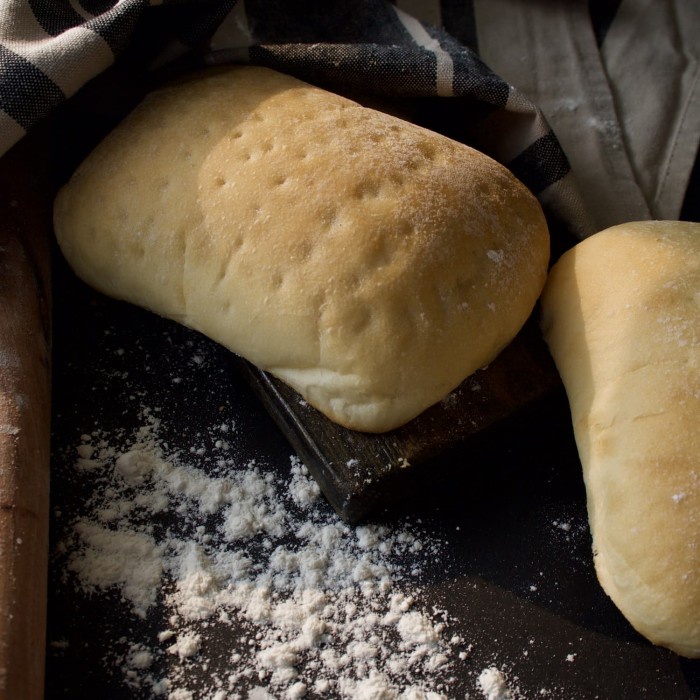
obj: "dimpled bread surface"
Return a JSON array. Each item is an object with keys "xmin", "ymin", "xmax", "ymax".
[
  {"xmin": 54, "ymin": 66, "xmax": 550, "ymax": 432},
  {"xmin": 541, "ymin": 221, "xmax": 700, "ymax": 657}
]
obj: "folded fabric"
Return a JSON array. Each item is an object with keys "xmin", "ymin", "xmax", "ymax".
[
  {"xmin": 0, "ymin": 0, "xmax": 588, "ymax": 242},
  {"xmin": 0, "ymin": 0, "xmax": 697, "ymax": 241}
]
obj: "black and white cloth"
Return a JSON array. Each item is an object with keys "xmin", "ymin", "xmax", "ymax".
[{"xmin": 0, "ymin": 0, "xmax": 698, "ymax": 241}]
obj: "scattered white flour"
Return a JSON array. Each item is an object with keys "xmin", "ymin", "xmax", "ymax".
[
  {"xmin": 53, "ymin": 409, "xmax": 476, "ymax": 699},
  {"xmin": 478, "ymin": 666, "xmax": 514, "ymax": 700}
]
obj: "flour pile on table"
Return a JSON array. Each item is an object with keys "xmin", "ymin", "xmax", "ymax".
[{"xmin": 53, "ymin": 409, "xmax": 489, "ymax": 699}]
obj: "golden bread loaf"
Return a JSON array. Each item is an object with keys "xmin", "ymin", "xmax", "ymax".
[
  {"xmin": 541, "ymin": 220, "xmax": 700, "ymax": 657},
  {"xmin": 54, "ymin": 66, "xmax": 550, "ymax": 432}
]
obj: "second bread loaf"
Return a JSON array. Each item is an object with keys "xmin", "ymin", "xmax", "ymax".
[{"xmin": 541, "ymin": 220, "xmax": 700, "ymax": 657}]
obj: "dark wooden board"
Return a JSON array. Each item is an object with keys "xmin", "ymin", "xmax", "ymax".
[{"xmin": 237, "ymin": 315, "xmax": 561, "ymax": 521}]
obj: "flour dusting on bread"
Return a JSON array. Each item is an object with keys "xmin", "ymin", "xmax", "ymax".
[{"xmin": 54, "ymin": 66, "xmax": 549, "ymax": 432}]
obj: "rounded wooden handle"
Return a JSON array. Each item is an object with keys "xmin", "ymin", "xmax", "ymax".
[{"xmin": 0, "ymin": 131, "xmax": 52, "ymax": 700}]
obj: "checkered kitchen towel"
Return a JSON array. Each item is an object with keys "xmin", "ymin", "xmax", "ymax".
[{"xmin": 1, "ymin": 1, "xmax": 698, "ymax": 240}]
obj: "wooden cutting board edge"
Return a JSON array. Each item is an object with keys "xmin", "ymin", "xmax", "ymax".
[{"xmin": 0, "ymin": 128, "xmax": 53, "ymax": 700}]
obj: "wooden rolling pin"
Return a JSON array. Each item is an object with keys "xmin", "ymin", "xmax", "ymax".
[{"xmin": 0, "ymin": 131, "xmax": 52, "ymax": 700}]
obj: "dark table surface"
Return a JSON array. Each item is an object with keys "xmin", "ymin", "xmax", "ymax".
[{"xmin": 43, "ymin": 249, "xmax": 700, "ymax": 700}]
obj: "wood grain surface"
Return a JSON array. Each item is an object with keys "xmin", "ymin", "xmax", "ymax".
[{"xmin": 0, "ymin": 131, "xmax": 52, "ymax": 700}]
